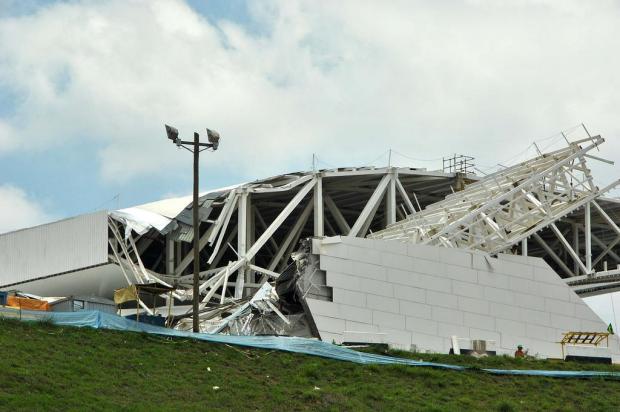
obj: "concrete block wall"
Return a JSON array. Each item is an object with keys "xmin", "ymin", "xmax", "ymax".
[{"xmin": 306, "ymin": 236, "xmax": 620, "ymax": 361}]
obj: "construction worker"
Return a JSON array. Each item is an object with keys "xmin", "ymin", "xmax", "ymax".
[{"xmin": 514, "ymin": 344, "xmax": 526, "ymax": 358}]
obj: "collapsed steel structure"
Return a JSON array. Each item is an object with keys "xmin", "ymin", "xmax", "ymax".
[
  {"xmin": 106, "ymin": 165, "xmax": 468, "ymax": 330},
  {"xmin": 3, "ymin": 131, "xmax": 620, "ymax": 339},
  {"xmin": 98, "ymin": 134, "xmax": 620, "ymax": 332},
  {"xmin": 368, "ymin": 135, "xmax": 620, "ymax": 297},
  {"xmin": 370, "ymin": 136, "xmax": 616, "ymax": 254}
]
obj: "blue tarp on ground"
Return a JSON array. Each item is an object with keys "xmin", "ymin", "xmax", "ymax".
[{"xmin": 2, "ymin": 307, "xmax": 619, "ymax": 379}]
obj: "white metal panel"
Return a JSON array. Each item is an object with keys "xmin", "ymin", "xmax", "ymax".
[
  {"xmin": 2, "ymin": 264, "xmax": 126, "ymax": 299},
  {"xmin": 0, "ymin": 211, "xmax": 109, "ymax": 286}
]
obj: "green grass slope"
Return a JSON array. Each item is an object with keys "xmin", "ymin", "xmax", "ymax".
[{"xmin": 1, "ymin": 318, "xmax": 620, "ymax": 411}]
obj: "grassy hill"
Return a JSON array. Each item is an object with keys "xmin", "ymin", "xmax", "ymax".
[{"xmin": 1, "ymin": 318, "xmax": 620, "ymax": 411}]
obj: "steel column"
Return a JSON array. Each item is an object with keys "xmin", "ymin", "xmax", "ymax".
[
  {"xmin": 313, "ymin": 175, "xmax": 324, "ymax": 237},
  {"xmin": 586, "ymin": 202, "xmax": 592, "ymax": 273}
]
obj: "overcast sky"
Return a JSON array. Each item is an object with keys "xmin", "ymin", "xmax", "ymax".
[{"xmin": 1, "ymin": 0, "xmax": 619, "ymax": 234}]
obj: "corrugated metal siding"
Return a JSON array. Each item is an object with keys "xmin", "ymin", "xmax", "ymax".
[
  {"xmin": 0, "ymin": 211, "xmax": 109, "ymax": 286},
  {"xmin": 50, "ymin": 298, "xmax": 116, "ymax": 314},
  {"xmin": 85, "ymin": 301, "xmax": 116, "ymax": 314}
]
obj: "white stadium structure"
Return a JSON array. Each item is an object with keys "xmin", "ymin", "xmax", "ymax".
[{"xmin": 2, "ymin": 134, "xmax": 620, "ymax": 361}]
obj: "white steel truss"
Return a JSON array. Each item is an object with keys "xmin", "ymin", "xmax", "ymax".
[{"xmin": 369, "ymin": 136, "xmax": 620, "ymax": 256}]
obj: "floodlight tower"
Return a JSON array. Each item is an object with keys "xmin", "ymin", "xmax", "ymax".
[{"xmin": 165, "ymin": 124, "xmax": 220, "ymax": 333}]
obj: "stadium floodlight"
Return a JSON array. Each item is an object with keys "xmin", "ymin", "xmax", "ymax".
[
  {"xmin": 164, "ymin": 124, "xmax": 221, "ymax": 333},
  {"xmin": 165, "ymin": 124, "xmax": 180, "ymax": 146},
  {"xmin": 207, "ymin": 128, "xmax": 220, "ymax": 151}
]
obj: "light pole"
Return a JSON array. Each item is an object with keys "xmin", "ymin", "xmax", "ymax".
[{"xmin": 165, "ymin": 124, "xmax": 220, "ymax": 333}]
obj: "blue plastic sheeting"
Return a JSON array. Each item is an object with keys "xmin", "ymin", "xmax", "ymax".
[
  {"xmin": 483, "ymin": 369, "xmax": 620, "ymax": 378},
  {"xmin": 2, "ymin": 308, "xmax": 619, "ymax": 379}
]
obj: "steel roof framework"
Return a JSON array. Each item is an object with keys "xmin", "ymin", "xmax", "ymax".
[
  {"xmin": 104, "ymin": 137, "xmax": 620, "ymax": 327},
  {"xmin": 369, "ymin": 136, "xmax": 619, "ymax": 255},
  {"xmin": 107, "ymin": 166, "xmax": 464, "ymax": 327}
]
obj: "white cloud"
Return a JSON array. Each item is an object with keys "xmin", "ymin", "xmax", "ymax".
[
  {"xmin": 0, "ymin": 0, "xmax": 619, "ymax": 189},
  {"xmin": 0, "ymin": 184, "xmax": 54, "ymax": 234}
]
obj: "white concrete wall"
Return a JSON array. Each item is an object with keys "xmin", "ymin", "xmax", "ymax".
[{"xmin": 307, "ymin": 236, "xmax": 620, "ymax": 361}]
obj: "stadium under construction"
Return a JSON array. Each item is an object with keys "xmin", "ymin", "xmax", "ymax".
[{"xmin": 2, "ymin": 132, "xmax": 620, "ymax": 361}]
